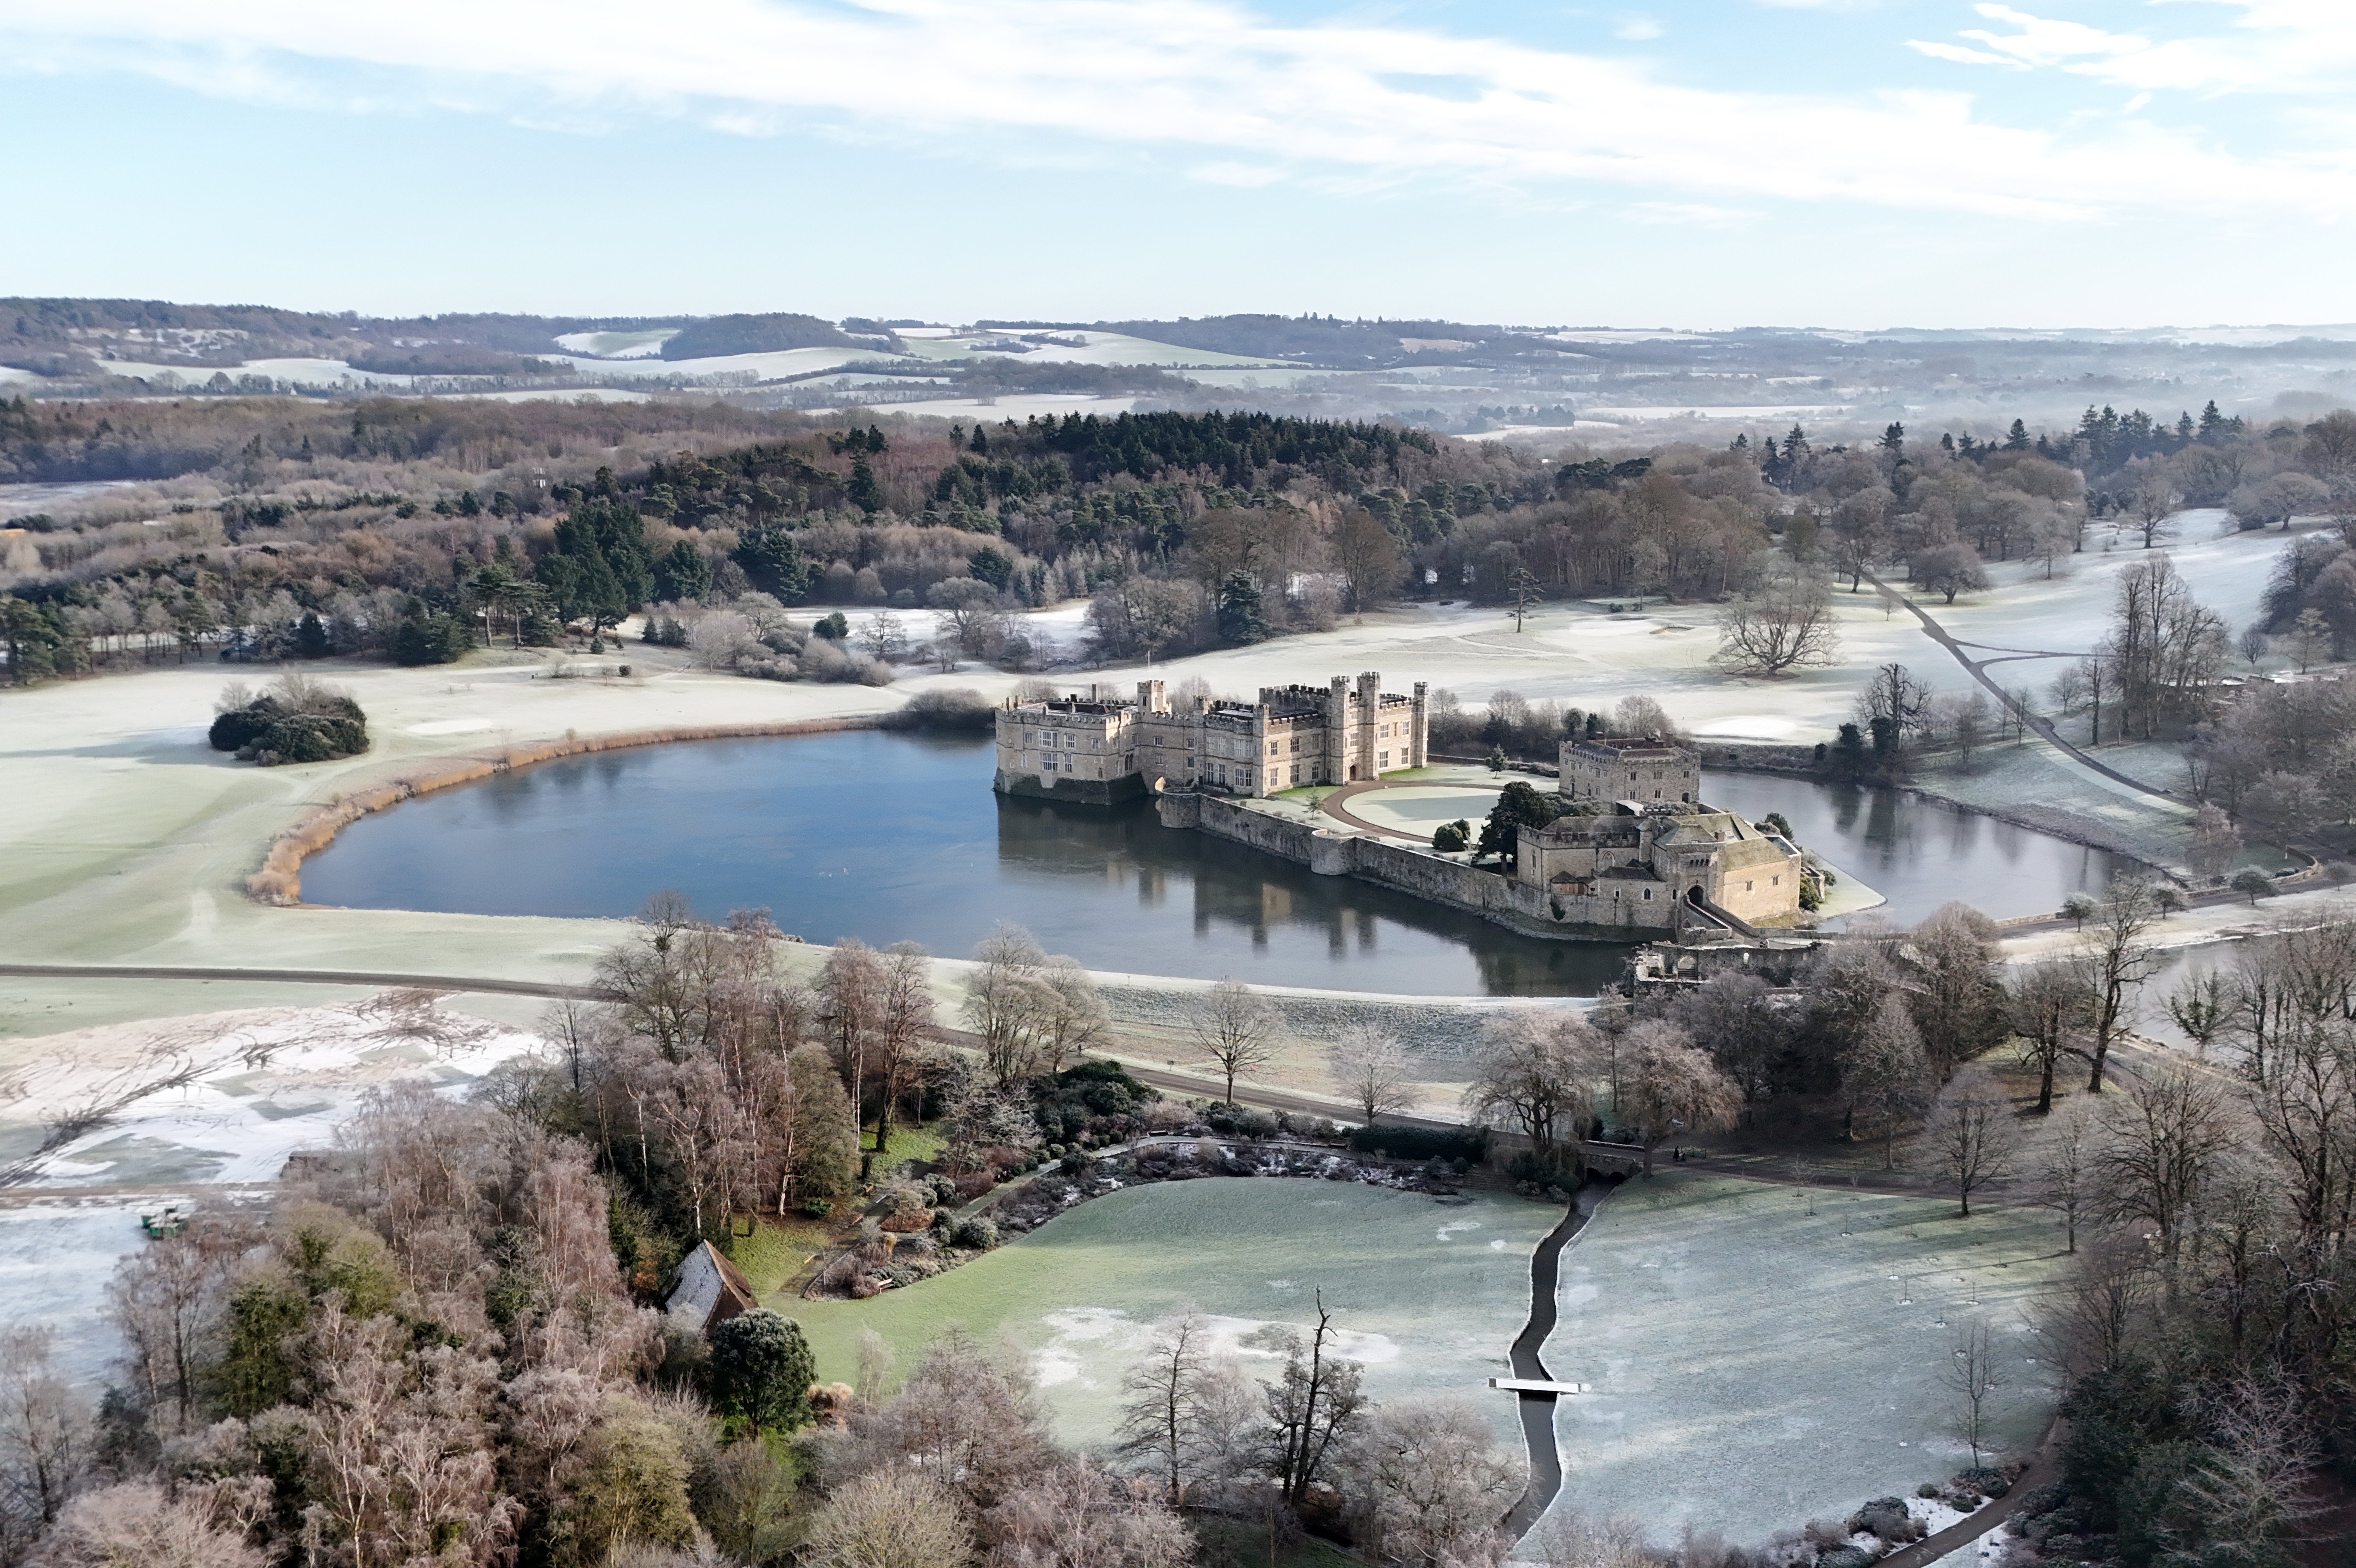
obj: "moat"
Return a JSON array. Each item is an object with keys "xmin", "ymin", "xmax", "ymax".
[{"xmin": 299, "ymin": 731, "xmax": 2138, "ymax": 996}]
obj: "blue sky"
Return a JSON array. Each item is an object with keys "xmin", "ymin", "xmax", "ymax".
[{"xmin": 4, "ymin": 0, "xmax": 2352, "ymax": 327}]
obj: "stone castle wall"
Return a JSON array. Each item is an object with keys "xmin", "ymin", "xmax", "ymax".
[{"xmin": 1167, "ymin": 794, "xmax": 1676, "ymax": 941}]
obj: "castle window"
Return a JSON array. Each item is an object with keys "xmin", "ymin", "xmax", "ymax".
[{"xmin": 1379, "ymin": 751, "xmax": 1390, "ymax": 768}]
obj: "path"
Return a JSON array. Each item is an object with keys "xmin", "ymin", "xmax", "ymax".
[
  {"xmin": 1861, "ymin": 571, "xmax": 2179, "ymax": 803},
  {"xmin": 1314, "ymin": 777, "xmax": 1501, "ymax": 843},
  {"xmin": 1874, "ymin": 1417, "xmax": 2066, "ymax": 1568},
  {"xmin": 0, "ymin": 962, "xmax": 596, "ymax": 1000},
  {"xmin": 1499, "ymin": 1180, "xmax": 1609, "ymax": 1543}
]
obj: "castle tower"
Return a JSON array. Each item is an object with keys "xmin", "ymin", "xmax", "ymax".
[
  {"xmin": 1355, "ymin": 672, "xmax": 1380, "ymax": 781},
  {"xmin": 1411, "ymin": 681, "xmax": 1429, "ymax": 768}
]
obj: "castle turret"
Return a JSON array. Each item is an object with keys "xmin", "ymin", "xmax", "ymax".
[
  {"xmin": 1411, "ymin": 681, "xmax": 1429, "ymax": 768},
  {"xmin": 1355, "ymin": 672, "xmax": 1380, "ymax": 781}
]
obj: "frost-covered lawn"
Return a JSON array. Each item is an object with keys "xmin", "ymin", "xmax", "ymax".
[
  {"xmin": 0, "ymin": 995, "xmax": 542, "ymax": 1186},
  {"xmin": 789, "ymin": 1180, "xmax": 1558, "ymax": 1450},
  {"xmin": 1531, "ymin": 1175, "xmax": 2070, "ymax": 1553}
]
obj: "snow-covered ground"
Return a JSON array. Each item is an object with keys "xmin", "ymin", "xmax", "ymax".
[
  {"xmin": 550, "ymin": 329, "xmax": 677, "ymax": 358},
  {"xmin": 0, "ymin": 995, "xmax": 541, "ymax": 1188},
  {"xmin": 0, "ymin": 1200, "xmax": 178, "ymax": 1385},
  {"xmin": 817, "ymin": 392, "xmax": 1140, "ymax": 423}
]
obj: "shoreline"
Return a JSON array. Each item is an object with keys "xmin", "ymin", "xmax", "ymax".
[
  {"xmin": 243, "ymin": 713, "xmax": 889, "ymax": 904},
  {"xmin": 1702, "ymin": 749, "xmax": 2181, "ymax": 883}
]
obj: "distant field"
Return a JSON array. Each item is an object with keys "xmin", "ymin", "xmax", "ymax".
[{"xmin": 786, "ymin": 1178, "xmax": 1560, "ymax": 1449}]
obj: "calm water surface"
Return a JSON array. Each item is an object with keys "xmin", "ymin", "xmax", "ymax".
[
  {"xmin": 1700, "ymin": 773, "xmax": 2140, "ymax": 928},
  {"xmin": 302, "ymin": 735, "xmax": 2143, "ymax": 995},
  {"xmin": 302, "ymin": 732, "xmax": 1626, "ymax": 996}
]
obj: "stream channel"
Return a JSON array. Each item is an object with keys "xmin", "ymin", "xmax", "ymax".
[{"xmin": 302, "ymin": 731, "xmax": 2140, "ymax": 998}]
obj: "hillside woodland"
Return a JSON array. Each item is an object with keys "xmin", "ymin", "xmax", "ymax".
[{"xmin": 5, "ymin": 390, "xmax": 2350, "ymax": 688}]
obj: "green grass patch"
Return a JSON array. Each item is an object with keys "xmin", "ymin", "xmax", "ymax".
[
  {"xmin": 723, "ymin": 1215, "xmax": 838, "ymax": 1299},
  {"xmin": 786, "ymin": 1179, "xmax": 1557, "ymax": 1454},
  {"xmin": 868, "ymin": 1118, "xmax": 945, "ymax": 1168}
]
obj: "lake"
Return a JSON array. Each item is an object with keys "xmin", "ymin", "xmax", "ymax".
[{"xmin": 300, "ymin": 734, "xmax": 2141, "ymax": 995}]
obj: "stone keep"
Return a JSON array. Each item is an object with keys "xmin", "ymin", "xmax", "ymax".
[
  {"xmin": 1519, "ymin": 736, "xmax": 1803, "ymax": 930},
  {"xmin": 995, "ymin": 672, "xmax": 1429, "ymax": 803}
]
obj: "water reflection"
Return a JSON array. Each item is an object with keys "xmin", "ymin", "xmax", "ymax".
[
  {"xmin": 1700, "ymin": 774, "xmax": 2141, "ymax": 927},
  {"xmin": 301, "ymin": 735, "xmax": 2142, "ymax": 996},
  {"xmin": 304, "ymin": 732, "xmax": 1624, "ymax": 997}
]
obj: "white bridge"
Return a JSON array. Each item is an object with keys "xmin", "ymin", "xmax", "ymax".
[{"xmin": 1488, "ymin": 1377, "xmax": 1593, "ymax": 1395}]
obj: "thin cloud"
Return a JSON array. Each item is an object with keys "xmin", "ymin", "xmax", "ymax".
[
  {"xmin": 0, "ymin": 0, "xmax": 2351, "ymax": 219},
  {"xmin": 1911, "ymin": 1, "xmax": 2356, "ymax": 95}
]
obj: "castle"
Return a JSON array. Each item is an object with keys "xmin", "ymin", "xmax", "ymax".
[
  {"xmin": 1515, "ymin": 735, "xmax": 1803, "ymax": 930},
  {"xmin": 996, "ymin": 671, "xmax": 1805, "ymax": 941},
  {"xmin": 994, "ymin": 672, "xmax": 1429, "ymax": 803}
]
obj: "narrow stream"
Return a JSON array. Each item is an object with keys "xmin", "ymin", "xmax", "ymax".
[{"xmin": 1500, "ymin": 1179, "xmax": 1614, "ymax": 1543}]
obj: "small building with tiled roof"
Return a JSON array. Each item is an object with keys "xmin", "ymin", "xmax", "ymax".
[{"xmin": 662, "ymin": 1241, "xmax": 758, "ymax": 1336}]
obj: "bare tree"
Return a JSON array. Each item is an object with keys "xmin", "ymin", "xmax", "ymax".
[
  {"xmin": 1939, "ymin": 1320, "xmax": 2002, "ymax": 1468},
  {"xmin": 1838, "ymin": 993, "xmax": 1928, "ymax": 1156},
  {"xmin": 2038, "ymin": 1096, "xmax": 2096, "ymax": 1254},
  {"xmin": 803, "ymin": 1467, "xmax": 972, "ymax": 1568},
  {"xmin": 2010, "ymin": 960, "xmax": 2092, "ymax": 1113},
  {"xmin": 852, "ymin": 1329, "xmax": 894, "ymax": 1411},
  {"xmin": 1712, "ymin": 570, "xmax": 1841, "ymax": 677},
  {"xmin": 981, "ymin": 1460, "xmax": 1194, "ymax": 1568},
  {"xmin": 0, "ymin": 1326, "xmax": 91, "ymax": 1540},
  {"xmin": 1327, "ymin": 1025, "xmax": 1417, "ymax": 1126},
  {"xmin": 30, "ymin": 1482, "xmax": 265, "ymax": 1568},
  {"xmin": 868, "ymin": 940, "xmax": 932, "ymax": 1155},
  {"xmin": 1614, "ymin": 1020, "xmax": 1740, "ymax": 1172},
  {"xmin": 1114, "ymin": 1307, "xmax": 1212, "ymax": 1506},
  {"xmin": 105, "ymin": 1218, "xmax": 241, "ymax": 1436},
  {"xmin": 1339, "ymin": 1395, "xmax": 1520, "ymax": 1568},
  {"xmin": 1330, "ymin": 508, "xmax": 1407, "ymax": 622},
  {"xmin": 2169, "ymin": 1378, "xmax": 2323, "ymax": 1564},
  {"xmin": 1189, "ymin": 979, "xmax": 1280, "ymax": 1106},
  {"xmin": 2095, "ymin": 1066, "xmax": 2233, "ymax": 1261},
  {"xmin": 1529, "ymin": 1510, "xmax": 1653, "ymax": 1568},
  {"xmin": 1923, "ymin": 1067, "xmax": 2019, "ymax": 1218},
  {"xmin": 1264, "ymin": 1293, "xmax": 1366, "ymax": 1507},
  {"xmin": 1463, "ymin": 1011, "xmax": 1600, "ymax": 1171},
  {"xmin": 959, "ymin": 923, "xmax": 1102, "ymax": 1084},
  {"xmin": 2079, "ymin": 878, "xmax": 2162, "ymax": 1092}
]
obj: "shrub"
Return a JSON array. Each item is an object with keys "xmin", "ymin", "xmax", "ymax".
[
  {"xmin": 799, "ymin": 1197, "xmax": 832, "ymax": 1218},
  {"xmin": 1432, "ymin": 820, "xmax": 1469, "ymax": 853},
  {"xmin": 211, "ymin": 683, "xmax": 369, "ymax": 765},
  {"xmin": 951, "ymin": 1215, "xmax": 998, "ymax": 1250},
  {"xmin": 1352, "ymin": 1125, "xmax": 1490, "ymax": 1163},
  {"xmin": 886, "ymin": 686, "xmax": 996, "ymax": 733},
  {"xmin": 1815, "ymin": 1548, "xmax": 1876, "ymax": 1568},
  {"xmin": 1059, "ymin": 1150, "xmax": 1096, "ymax": 1177}
]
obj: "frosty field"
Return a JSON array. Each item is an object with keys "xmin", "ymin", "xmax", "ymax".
[
  {"xmin": 789, "ymin": 1179, "xmax": 1561, "ymax": 1450},
  {"xmin": 1533, "ymin": 1175, "xmax": 2072, "ymax": 1551}
]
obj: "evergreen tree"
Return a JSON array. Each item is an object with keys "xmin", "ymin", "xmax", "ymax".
[
  {"xmin": 708, "ymin": 1310, "xmax": 817, "ymax": 1433},
  {"xmin": 296, "ymin": 610, "xmax": 330, "ymax": 659},
  {"xmin": 654, "ymin": 538, "xmax": 711, "ymax": 602},
  {"xmin": 847, "ymin": 456, "xmax": 883, "ymax": 514},
  {"xmin": 733, "ymin": 525, "xmax": 811, "ymax": 602},
  {"xmin": 1216, "ymin": 571, "xmax": 1268, "ymax": 645},
  {"xmin": 2005, "ymin": 418, "xmax": 2031, "ymax": 450}
]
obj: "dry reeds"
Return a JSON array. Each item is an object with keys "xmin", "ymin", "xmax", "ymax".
[{"xmin": 245, "ymin": 714, "xmax": 884, "ymax": 904}]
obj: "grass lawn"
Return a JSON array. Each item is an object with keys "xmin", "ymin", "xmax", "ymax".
[
  {"xmin": 1530, "ymin": 1173, "xmax": 2074, "ymax": 1553},
  {"xmin": 868, "ymin": 1118, "xmax": 945, "ymax": 1170},
  {"xmin": 785, "ymin": 1178, "xmax": 1560, "ymax": 1452},
  {"xmin": 723, "ymin": 1214, "xmax": 838, "ymax": 1299}
]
